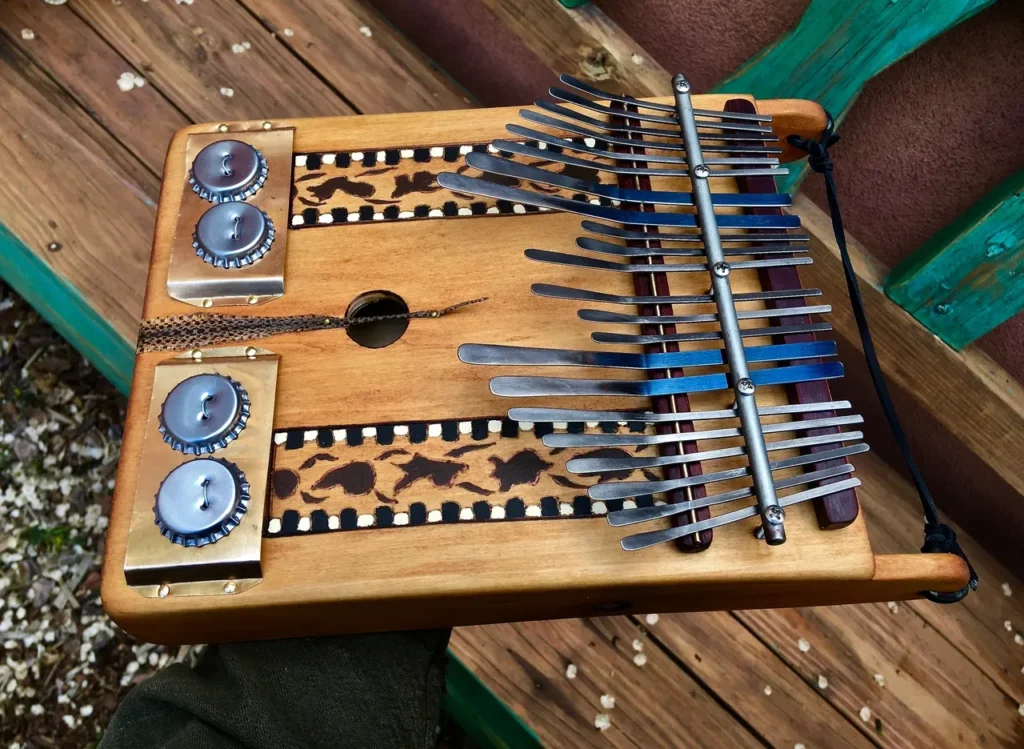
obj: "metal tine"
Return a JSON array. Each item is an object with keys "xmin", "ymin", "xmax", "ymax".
[
  {"xmin": 579, "ymin": 304, "xmax": 831, "ymax": 326},
  {"xmin": 489, "ymin": 361, "xmax": 843, "ymax": 398},
  {"xmin": 508, "ymin": 399, "xmax": 852, "ymax": 425},
  {"xmin": 505, "ymin": 125, "xmax": 780, "ymax": 167},
  {"xmin": 592, "ymin": 322, "xmax": 833, "ymax": 345},
  {"xmin": 556, "ymin": 74, "xmax": 772, "ymax": 123},
  {"xmin": 435, "ymin": 174, "xmax": 801, "ymax": 229},
  {"xmin": 536, "ymin": 101, "xmax": 779, "ymax": 143},
  {"xmin": 602, "ymin": 445, "xmax": 868, "ymax": 510},
  {"xmin": 549, "ymin": 87, "xmax": 774, "ymax": 135},
  {"xmin": 545, "ymin": 414, "xmax": 863, "ymax": 449},
  {"xmin": 494, "ymin": 139, "xmax": 787, "ymax": 179},
  {"xmin": 567, "ymin": 430, "xmax": 864, "ymax": 474},
  {"xmin": 466, "ymin": 153, "xmax": 789, "ymax": 210},
  {"xmin": 458, "ymin": 340, "xmax": 836, "ymax": 370},
  {"xmin": 531, "ymin": 283, "xmax": 823, "ymax": 306},
  {"xmin": 575, "ymin": 237, "xmax": 806, "ymax": 258},
  {"xmin": 526, "ymin": 249, "xmax": 811, "ymax": 273},
  {"xmin": 619, "ymin": 478, "xmax": 862, "ymax": 551},
  {"xmin": 519, "ymin": 110, "xmax": 781, "ymax": 156},
  {"xmin": 582, "ymin": 221, "xmax": 809, "ymax": 245}
]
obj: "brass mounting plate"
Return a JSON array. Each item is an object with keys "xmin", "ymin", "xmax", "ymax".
[
  {"xmin": 168, "ymin": 129, "xmax": 294, "ymax": 308},
  {"xmin": 124, "ymin": 348, "xmax": 279, "ymax": 593}
]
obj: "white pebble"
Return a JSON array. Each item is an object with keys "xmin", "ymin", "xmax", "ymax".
[
  {"xmin": 358, "ymin": 25, "xmax": 372, "ymax": 37},
  {"xmin": 797, "ymin": 638, "xmax": 810, "ymax": 652},
  {"xmin": 764, "ymin": 685, "xmax": 772, "ymax": 696},
  {"xmin": 62, "ymin": 715, "xmax": 76, "ymax": 728},
  {"xmin": 632, "ymin": 652, "xmax": 647, "ymax": 667},
  {"xmin": 80, "ymin": 705, "xmax": 93, "ymax": 717},
  {"xmin": 631, "ymin": 639, "xmax": 644, "ymax": 652},
  {"xmin": 600, "ymin": 694, "xmax": 615, "ymax": 709},
  {"xmin": 645, "ymin": 613, "xmax": 659, "ymax": 626},
  {"xmin": 30, "ymin": 704, "xmax": 44, "ymax": 716},
  {"xmin": 1003, "ymin": 582, "xmax": 1013, "ymax": 597},
  {"xmin": 219, "ymin": 87, "xmax": 234, "ymax": 97},
  {"xmin": 859, "ymin": 706, "xmax": 871, "ymax": 722},
  {"xmin": 565, "ymin": 663, "xmax": 577, "ymax": 680},
  {"xmin": 21, "ymin": 29, "xmax": 35, "ymax": 41},
  {"xmin": 873, "ymin": 673, "xmax": 886, "ymax": 687},
  {"xmin": 283, "ymin": 28, "xmax": 295, "ymax": 37},
  {"xmin": 594, "ymin": 714, "xmax": 611, "ymax": 731},
  {"xmin": 817, "ymin": 674, "xmax": 828, "ymax": 689}
]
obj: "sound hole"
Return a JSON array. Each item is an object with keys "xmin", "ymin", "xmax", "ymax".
[{"xmin": 346, "ymin": 290, "xmax": 409, "ymax": 349}]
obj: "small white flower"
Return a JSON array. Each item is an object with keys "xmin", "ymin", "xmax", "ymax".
[
  {"xmin": 873, "ymin": 673, "xmax": 885, "ymax": 687},
  {"xmin": 565, "ymin": 663, "xmax": 577, "ymax": 679},
  {"xmin": 859, "ymin": 706, "xmax": 871, "ymax": 722},
  {"xmin": 231, "ymin": 42, "xmax": 251, "ymax": 54},
  {"xmin": 1018, "ymin": 704, "xmax": 1024, "ymax": 717},
  {"xmin": 631, "ymin": 53, "xmax": 643, "ymax": 65},
  {"xmin": 1005, "ymin": 620, "xmax": 1013, "ymax": 632},
  {"xmin": 795, "ymin": 744, "xmax": 806, "ymax": 749},
  {"xmin": 594, "ymin": 714, "xmax": 611, "ymax": 731},
  {"xmin": 1015, "ymin": 633, "xmax": 1023, "ymax": 646},
  {"xmin": 763, "ymin": 685, "xmax": 772, "ymax": 696},
  {"xmin": 21, "ymin": 29, "xmax": 35, "ymax": 41},
  {"xmin": 797, "ymin": 638, "xmax": 810, "ymax": 653},
  {"xmin": 631, "ymin": 639, "xmax": 644, "ymax": 652},
  {"xmin": 116, "ymin": 71, "xmax": 144, "ymax": 92},
  {"xmin": 358, "ymin": 26, "xmax": 372, "ymax": 37},
  {"xmin": 62, "ymin": 714, "xmax": 76, "ymax": 728},
  {"xmin": 887, "ymin": 601, "xmax": 899, "ymax": 614},
  {"xmin": 283, "ymin": 28, "xmax": 295, "ymax": 37},
  {"xmin": 175, "ymin": 0, "xmax": 194, "ymax": 5},
  {"xmin": 645, "ymin": 613, "xmax": 659, "ymax": 626},
  {"xmin": 817, "ymin": 674, "xmax": 828, "ymax": 689},
  {"xmin": 30, "ymin": 703, "xmax": 44, "ymax": 716},
  {"xmin": 219, "ymin": 87, "xmax": 234, "ymax": 97},
  {"xmin": 600, "ymin": 694, "xmax": 615, "ymax": 709},
  {"xmin": 80, "ymin": 705, "xmax": 93, "ymax": 717},
  {"xmin": 1003, "ymin": 582, "xmax": 1013, "ymax": 597},
  {"xmin": 632, "ymin": 652, "xmax": 647, "ymax": 667}
]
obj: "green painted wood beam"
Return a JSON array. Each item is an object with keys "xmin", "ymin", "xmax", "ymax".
[
  {"xmin": 885, "ymin": 170, "xmax": 1024, "ymax": 349},
  {"xmin": 0, "ymin": 220, "xmax": 537, "ymax": 748},
  {"xmin": 713, "ymin": 0, "xmax": 995, "ymax": 193}
]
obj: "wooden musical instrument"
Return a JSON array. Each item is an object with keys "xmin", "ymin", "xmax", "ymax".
[{"xmin": 102, "ymin": 74, "xmax": 970, "ymax": 644}]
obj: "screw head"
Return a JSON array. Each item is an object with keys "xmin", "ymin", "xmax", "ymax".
[
  {"xmin": 190, "ymin": 349, "xmax": 203, "ymax": 361},
  {"xmin": 202, "ymin": 298, "xmax": 213, "ymax": 308},
  {"xmin": 934, "ymin": 302, "xmax": 952, "ymax": 315},
  {"xmin": 673, "ymin": 76, "xmax": 690, "ymax": 94},
  {"xmin": 217, "ymin": 124, "xmax": 229, "ymax": 133},
  {"xmin": 245, "ymin": 346, "xmax": 257, "ymax": 359},
  {"xmin": 736, "ymin": 377, "xmax": 755, "ymax": 395},
  {"xmin": 247, "ymin": 295, "xmax": 259, "ymax": 305},
  {"xmin": 261, "ymin": 121, "xmax": 273, "ymax": 130},
  {"xmin": 712, "ymin": 261, "xmax": 731, "ymax": 278},
  {"xmin": 693, "ymin": 164, "xmax": 710, "ymax": 179},
  {"xmin": 764, "ymin": 505, "xmax": 786, "ymax": 525},
  {"xmin": 157, "ymin": 584, "xmax": 170, "ymax": 598},
  {"xmin": 223, "ymin": 580, "xmax": 237, "ymax": 594}
]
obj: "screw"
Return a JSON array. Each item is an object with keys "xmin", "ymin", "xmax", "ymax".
[
  {"xmin": 673, "ymin": 75, "xmax": 690, "ymax": 94},
  {"xmin": 217, "ymin": 124, "xmax": 228, "ymax": 133},
  {"xmin": 712, "ymin": 261, "xmax": 731, "ymax": 277},
  {"xmin": 157, "ymin": 584, "xmax": 170, "ymax": 598},
  {"xmin": 245, "ymin": 346, "xmax": 257, "ymax": 359},
  {"xmin": 190, "ymin": 349, "xmax": 203, "ymax": 361},
  {"xmin": 261, "ymin": 121, "xmax": 273, "ymax": 130},
  {"xmin": 764, "ymin": 505, "xmax": 786, "ymax": 524},
  {"xmin": 202, "ymin": 298, "xmax": 213, "ymax": 308},
  {"xmin": 934, "ymin": 302, "xmax": 952, "ymax": 315},
  {"xmin": 693, "ymin": 164, "xmax": 710, "ymax": 179},
  {"xmin": 247, "ymin": 295, "xmax": 259, "ymax": 305},
  {"xmin": 223, "ymin": 580, "xmax": 237, "ymax": 594},
  {"xmin": 736, "ymin": 377, "xmax": 755, "ymax": 395}
]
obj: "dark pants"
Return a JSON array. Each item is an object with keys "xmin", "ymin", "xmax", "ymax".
[{"xmin": 100, "ymin": 630, "xmax": 452, "ymax": 749}]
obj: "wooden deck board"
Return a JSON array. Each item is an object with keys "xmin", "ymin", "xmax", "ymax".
[{"xmin": 0, "ymin": 1, "xmax": 1022, "ymax": 746}]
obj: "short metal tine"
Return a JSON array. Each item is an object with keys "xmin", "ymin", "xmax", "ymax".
[
  {"xmin": 619, "ymin": 478, "xmax": 862, "ymax": 551},
  {"xmin": 567, "ymin": 430, "xmax": 863, "ymax": 474},
  {"xmin": 606, "ymin": 459, "xmax": 862, "ymax": 520},
  {"xmin": 526, "ymin": 249, "xmax": 810, "ymax": 273},
  {"xmin": 507, "ymin": 400, "xmax": 852, "ymax": 425},
  {"xmin": 458, "ymin": 340, "xmax": 836, "ymax": 370},
  {"xmin": 530, "ymin": 283, "xmax": 822, "ymax": 306},
  {"xmin": 591, "ymin": 322, "xmax": 833, "ymax": 345},
  {"xmin": 489, "ymin": 362, "xmax": 843, "ymax": 398},
  {"xmin": 578, "ymin": 304, "xmax": 831, "ymax": 326},
  {"xmin": 576, "ymin": 237, "xmax": 806, "ymax": 258},
  {"xmin": 519, "ymin": 109, "xmax": 781, "ymax": 155},
  {"xmin": 580, "ymin": 221, "xmax": 809, "ymax": 244},
  {"xmin": 535, "ymin": 101, "xmax": 779, "ymax": 143},
  {"xmin": 545, "ymin": 414, "xmax": 863, "ymax": 449}
]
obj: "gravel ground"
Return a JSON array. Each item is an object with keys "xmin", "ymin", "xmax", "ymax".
[{"xmin": 0, "ymin": 282, "xmax": 473, "ymax": 749}]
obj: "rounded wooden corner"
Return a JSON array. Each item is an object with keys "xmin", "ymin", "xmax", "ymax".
[{"xmin": 757, "ymin": 99, "xmax": 828, "ymax": 164}]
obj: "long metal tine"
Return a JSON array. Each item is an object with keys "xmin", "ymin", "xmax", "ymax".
[
  {"xmin": 576, "ymin": 237, "xmax": 806, "ymax": 258},
  {"xmin": 567, "ymin": 430, "xmax": 864, "ymax": 474},
  {"xmin": 505, "ymin": 125, "xmax": 780, "ymax": 167},
  {"xmin": 581, "ymin": 221, "xmax": 808, "ymax": 245},
  {"xmin": 556, "ymin": 74, "xmax": 772, "ymax": 123},
  {"xmin": 531, "ymin": 283, "xmax": 823, "ymax": 306},
  {"xmin": 466, "ymin": 153, "xmax": 789, "ymax": 210},
  {"xmin": 519, "ymin": 110, "xmax": 781, "ymax": 155},
  {"xmin": 436, "ymin": 174, "xmax": 800, "ymax": 229},
  {"xmin": 527, "ymin": 249, "xmax": 811, "ymax": 273},
  {"xmin": 602, "ymin": 454, "xmax": 864, "ymax": 510},
  {"xmin": 458, "ymin": 340, "xmax": 836, "ymax": 370},
  {"xmin": 493, "ymin": 139, "xmax": 786, "ymax": 178},
  {"xmin": 489, "ymin": 362, "xmax": 843, "ymax": 398},
  {"xmin": 591, "ymin": 322, "xmax": 833, "ymax": 345},
  {"xmin": 508, "ymin": 399, "xmax": 852, "ymax": 425},
  {"xmin": 619, "ymin": 478, "xmax": 862, "ymax": 551},
  {"xmin": 536, "ymin": 101, "xmax": 779, "ymax": 143},
  {"xmin": 545, "ymin": 414, "xmax": 863, "ymax": 449},
  {"xmin": 550, "ymin": 87, "xmax": 774, "ymax": 134},
  {"xmin": 578, "ymin": 304, "xmax": 831, "ymax": 326}
]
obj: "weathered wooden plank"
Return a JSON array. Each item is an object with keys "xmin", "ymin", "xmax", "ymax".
[
  {"xmin": 72, "ymin": 0, "xmax": 354, "ymax": 123},
  {"xmin": 857, "ymin": 450, "xmax": 1024, "ymax": 706},
  {"xmin": 477, "ymin": 0, "xmax": 669, "ymax": 96},
  {"xmin": 642, "ymin": 611, "xmax": 875, "ymax": 749},
  {"xmin": 736, "ymin": 601, "xmax": 1022, "ymax": 748},
  {"xmin": 0, "ymin": 41, "xmax": 157, "ymax": 348},
  {"xmin": 0, "ymin": 0, "xmax": 187, "ymax": 175},
  {"xmin": 239, "ymin": 0, "xmax": 472, "ymax": 114},
  {"xmin": 451, "ymin": 617, "xmax": 765, "ymax": 747},
  {"xmin": 885, "ymin": 169, "xmax": 1024, "ymax": 348},
  {"xmin": 795, "ymin": 192, "xmax": 1024, "ymax": 505},
  {"xmin": 715, "ymin": 0, "xmax": 996, "ymax": 191}
]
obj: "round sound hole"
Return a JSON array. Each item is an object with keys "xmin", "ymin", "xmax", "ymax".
[{"xmin": 346, "ymin": 291, "xmax": 409, "ymax": 349}]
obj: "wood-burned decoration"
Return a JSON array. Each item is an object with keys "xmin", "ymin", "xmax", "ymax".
[
  {"xmin": 289, "ymin": 141, "xmax": 617, "ymax": 227},
  {"xmin": 266, "ymin": 418, "xmax": 671, "ymax": 536}
]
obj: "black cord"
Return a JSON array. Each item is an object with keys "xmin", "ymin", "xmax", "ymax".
[{"xmin": 788, "ymin": 116, "xmax": 978, "ymax": 603}]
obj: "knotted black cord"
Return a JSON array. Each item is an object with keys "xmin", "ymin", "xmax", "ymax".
[{"xmin": 789, "ymin": 115, "xmax": 978, "ymax": 603}]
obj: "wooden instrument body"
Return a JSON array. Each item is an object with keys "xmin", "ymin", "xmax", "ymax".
[{"xmin": 103, "ymin": 97, "xmax": 969, "ymax": 644}]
